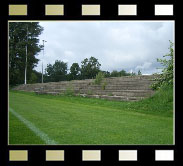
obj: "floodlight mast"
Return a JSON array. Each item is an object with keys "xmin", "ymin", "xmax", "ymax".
[
  {"xmin": 24, "ymin": 25, "xmax": 28, "ymax": 85},
  {"xmin": 42, "ymin": 40, "xmax": 47, "ymax": 83}
]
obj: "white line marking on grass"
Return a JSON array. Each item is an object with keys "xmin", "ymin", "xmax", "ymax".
[{"xmin": 9, "ymin": 107, "xmax": 58, "ymax": 145}]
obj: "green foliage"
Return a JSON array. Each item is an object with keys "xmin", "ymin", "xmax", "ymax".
[
  {"xmin": 138, "ymin": 70, "xmax": 142, "ymax": 75},
  {"xmin": 102, "ymin": 81, "xmax": 107, "ymax": 90},
  {"xmin": 94, "ymin": 72, "xmax": 104, "ymax": 85},
  {"xmin": 94, "ymin": 72, "xmax": 107, "ymax": 90},
  {"xmin": 136, "ymin": 85, "xmax": 173, "ymax": 116},
  {"xmin": 27, "ymin": 70, "xmax": 42, "ymax": 84},
  {"xmin": 110, "ymin": 70, "xmax": 119, "ymax": 77},
  {"xmin": 131, "ymin": 72, "xmax": 136, "ymax": 76},
  {"xmin": 151, "ymin": 41, "xmax": 174, "ymax": 90},
  {"xmin": 9, "ymin": 22, "xmax": 44, "ymax": 85},
  {"xmin": 81, "ymin": 56, "xmax": 101, "ymax": 79},
  {"xmin": 101, "ymin": 71, "xmax": 111, "ymax": 77},
  {"xmin": 28, "ymin": 72, "xmax": 37, "ymax": 84},
  {"xmin": 45, "ymin": 60, "xmax": 68, "ymax": 82},
  {"xmin": 69, "ymin": 63, "xmax": 80, "ymax": 80},
  {"xmin": 110, "ymin": 69, "xmax": 131, "ymax": 77},
  {"xmin": 119, "ymin": 70, "xmax": 131, "ymax": 76},
  {"xmin": 152, "ymin": 85, "xmax": 173, "ymax": 104}
]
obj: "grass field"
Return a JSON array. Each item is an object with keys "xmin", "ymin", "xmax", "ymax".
[{"xmin": 9, "ymin": 87, "xmax": 173, "ymax": 145}]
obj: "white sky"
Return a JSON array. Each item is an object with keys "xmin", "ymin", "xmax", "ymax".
[{"xmin": 35, "ymin": 21, "xmax": 174, "ymax": 75}]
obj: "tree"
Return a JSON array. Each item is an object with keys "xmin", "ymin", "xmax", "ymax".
[
  {"xmin": 110, "ymin": 69, "xmax": 131, "ymax": 77},
  {"xmin": 45, "ymin": 60, "xmax": 68, "ymax": 82},
  {"xmin": 138, "ymin": 70, "xmax": 142, "ymax": 75},
  {"xmin": 110, "ymin": 70, "xmax": 119, "ymax": 77},
  {"xmin": 119, "ymin": 69, "xmax": 131, "ymax": 76},
  {"xmin": 131, "ymin": 72, "xmax": 136, "ymax": 76},
  {"xmin": 9, "ymin": 22, "xmax": 43, "ymax": 85},
  {"xmin": 70, "ymin": 63, "xmax": 80, "ymax": 80},
  {"xmin": 81, "ymin": 56, "xmax": 101, "ymax": 79},
  {"xmin": 152, "ymin": 41, "xmax": 174, "ymax": 90},
  {"xmin": 101, "ymin": 71, "xmax": 111, "ymax": 77},
  {"xmin": 28, "ymin": 70, "xmax": 42, "ymax": 83}
]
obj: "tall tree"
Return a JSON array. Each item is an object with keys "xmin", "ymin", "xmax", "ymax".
[
  {"xmin": 138, "ymin": 70, "xmax": 142, "ymax": 75},
  {"xmin": 9, "ymin": 22, "xmax": 43, "ymax": 85},
  {"xmin": 70, "ymin": 63, "xmax": 80, "ymax": 80},
  {"xmin": 45, "ymin": 60, "xmax": 68, "ymax": 82},
  {"xmin": 119, "ymin": 69, "xmax": 131, "ymax": 76},
  {"xmin": 110, "ymin": 70, "xmax": 119, "ymax": 77},
  {"xmin": 81, "ymin": 56, "xmax": 101, "ymax": 79}
]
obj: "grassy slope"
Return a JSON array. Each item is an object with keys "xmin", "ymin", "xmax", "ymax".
[{"xmin": 9, "ymin": 87, "xmax": 173, "ymax": 145}]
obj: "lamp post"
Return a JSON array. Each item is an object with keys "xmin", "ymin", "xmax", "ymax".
[
  {"xmin": 42, "ymin": 40, "xmax": 47, "ymax": 83},
  {"xmin": 24, "ymin": 25, "xmax": 28, "ymax": 85}
]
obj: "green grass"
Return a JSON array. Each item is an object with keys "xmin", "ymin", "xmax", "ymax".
[{"xmin": 9, "ymin": 87, "xmax": 173, "ymax": 145}]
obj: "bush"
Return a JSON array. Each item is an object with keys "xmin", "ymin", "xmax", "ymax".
[
  {"xmin": 102, "ymin": 81, "xmax": 107, "ymax": 90},
  {"xmin": 94, "ymin": 72, "xmax": 104, "ymax": 85},
  {"xmin": 148, "ymin": 85, "xmax": 173, "ymax": 106},
  {"xmin": 151, "ymin": 41, "xmax": 174, "ymax": 90}
]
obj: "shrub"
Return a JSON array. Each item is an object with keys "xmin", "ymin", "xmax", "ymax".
[
  {"xmin": 94, "ymin": 72, "xmax": 104, "ymax": 85},
  {"xmin": 151, "ymin": 41, "xmax": 174, "ymax": 90},
  {"xmin": 102, "ymin": 81, "xmax": 107, "ymax": 90}
]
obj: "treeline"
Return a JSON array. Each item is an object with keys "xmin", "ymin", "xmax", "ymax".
[{"xmin": 36, "ymin": 56, "xmax": 142, "ymax": 83}]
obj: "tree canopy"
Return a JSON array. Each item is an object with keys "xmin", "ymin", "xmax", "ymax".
[
  {"xmin": 9, "ymin": 22, "xmax": 43, "ymax": 85},
  {"xmin": 69, "ymin": 63, "xmax": 80, "ymax": 80},
  {"xmin": 45, "ymin": 60, "xmax": 68, "ymax": 82},
  {"xmin": 81, "ymin": 56, "xmax": 101, "ymax": 79},
  {"xmin": 110, "ymin": 70, "xmax": 131, "ymax": 77}
]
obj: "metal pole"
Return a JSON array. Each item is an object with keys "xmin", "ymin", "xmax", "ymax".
[
  {"xmin": 42, "ymin": 40, "xmax": 47, "ymax": 83},
  {"xmin": 42, "ymin": 41, "xmax": 44, "ymax": 83},
  {"xmin": 24, "ymin": 24, "xmax": 28, "ymax": 84}
]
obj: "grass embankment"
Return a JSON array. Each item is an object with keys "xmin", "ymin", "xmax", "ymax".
[{"xmin": 9, "ymin": 86, "xmax": 173, "ymax": 145}]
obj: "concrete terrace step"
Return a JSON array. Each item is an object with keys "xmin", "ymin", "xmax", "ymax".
[
  {"xmin": 14, "ymin": 80, "xmax": 155, "ymax": 90},
  {"xmin": 47, "ymin": 86, "xmax": 151, "ymax": 91},
  {"xmin": 105, "ymin": 80, "xmax": 154, "ymax": 85},
  {"xmin": 78, "ymin": 90, "xmax": 154, "ymax": 97},
  {"xmin": 87, "ymin": 85, "xmax": 152, "ymax": 90},
  {"xmin": 77, "ymin": 94, "xmax": 145, "ymax": 101},
  {"xmin": 35, "ymin": 91, "xmax": 146, "ymax": 101},
  {"xmin": 37, "ymin": 83, "xmax": 152, "ymax": 89},
  {"xmin": 38, "ymin": 89, "xmax": 154, "ymax": 98},
  {"xmin": 13, "ymin": 75, "xmax": 157, "ymax": 101},
  {"xmin": 35, "ymin": 81, "xmax": 153, "ymax": 87},
  {"xmin": 35, "ymin": 91, "xmax": 60, "ymax": 95},
  {"xmin": 107, "ymin": 77, "xmax": 155, "ymax": 81}
]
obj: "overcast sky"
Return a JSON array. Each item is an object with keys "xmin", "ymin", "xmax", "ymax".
[{"xmin": 35, "ymin": 21, "xmax": 174, "ymax": 75}]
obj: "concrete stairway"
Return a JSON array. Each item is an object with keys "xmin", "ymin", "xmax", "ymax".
[{"xmin": 13, "ymin": 75, "xmax": 156, "ymax": 101}]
